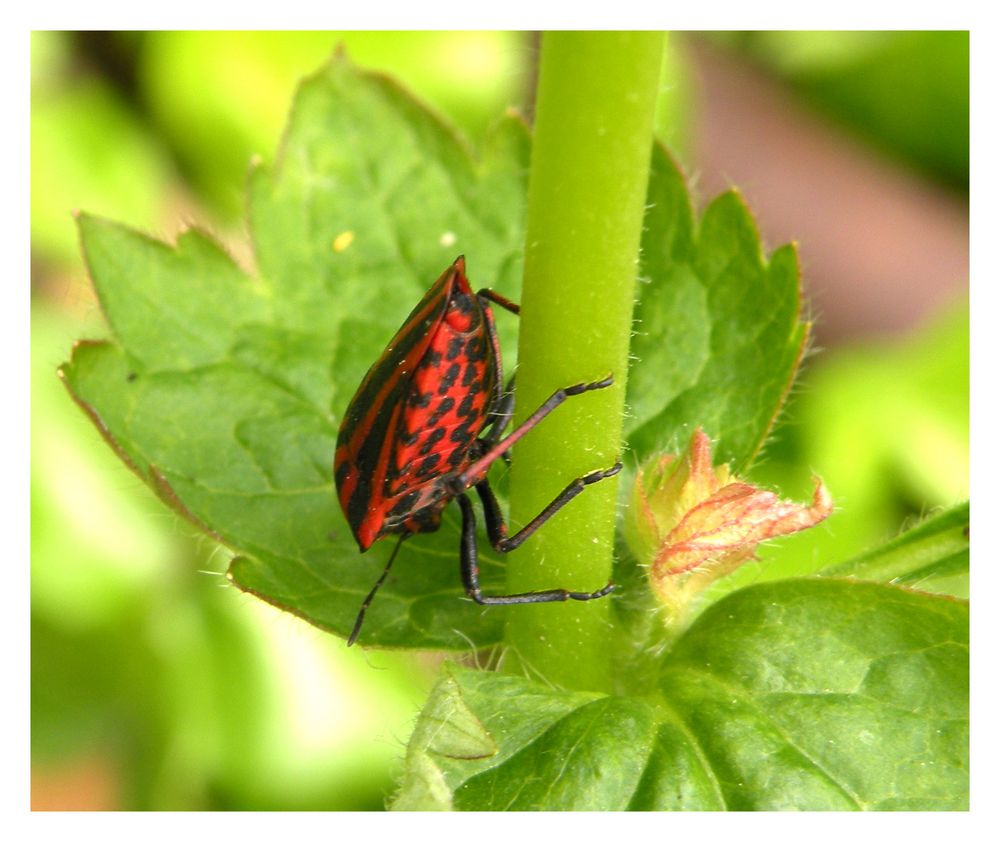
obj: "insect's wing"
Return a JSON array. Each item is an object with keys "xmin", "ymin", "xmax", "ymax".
[{"xmin": 334, "ymin": 259, "xmax": 463, "ymax": 548}]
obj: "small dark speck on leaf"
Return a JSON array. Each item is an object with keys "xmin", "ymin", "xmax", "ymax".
[
  {"xmin": 327, "ymin": 530, "xmax": 338, "ymax": 542},
  {"xmin": 126, "ymin": 372, "xmax": 137, "ymax": 382}
]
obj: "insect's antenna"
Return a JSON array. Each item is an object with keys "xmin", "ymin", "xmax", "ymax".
[{"xmin": 348, "ymin": 534, "xmax": 407, "ymax": 647}]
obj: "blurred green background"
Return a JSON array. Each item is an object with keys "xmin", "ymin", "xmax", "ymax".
[{"xmin": 31, "ymin": 31, "xmax": 968, "ymax": 810}]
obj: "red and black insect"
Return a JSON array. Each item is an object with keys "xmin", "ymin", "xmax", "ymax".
[{"xmin": 334, "ymin": 256, "xmax": 621, "ymax": 646}]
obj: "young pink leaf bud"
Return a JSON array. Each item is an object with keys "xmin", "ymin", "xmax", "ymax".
[{"xmin": 626, "ymin": 429, "xmax": 833, "ymax": 618}]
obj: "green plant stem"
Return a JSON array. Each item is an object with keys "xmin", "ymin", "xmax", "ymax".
[{"xmin": 504, "ymin": 32, "xmax": 665, "ymax": 692}]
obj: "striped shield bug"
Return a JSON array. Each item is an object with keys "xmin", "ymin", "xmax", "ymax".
[{"xmin": 334, "ymin": 256, "xmax": 621, "ymax": 646}]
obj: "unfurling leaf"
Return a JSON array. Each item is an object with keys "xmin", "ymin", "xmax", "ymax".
[{"xmin": 626, "ymin": 429, "xmax": 832, "ymax": 621}]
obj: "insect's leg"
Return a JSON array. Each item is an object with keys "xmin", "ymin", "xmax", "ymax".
[
  {"xmin": 474, "ymin": 463, "xmax": 622, "ymax": 554},
  {"xmin": 475, "ymin": 287, "xmax": 510, "ymax": 447},
  {"xmin": 457, "ymin": 493, "xmax": 614, "ymax": 605},
  {"xmin": 481, "ymin": 373, "xmax": 516, "ymax": 454},
  {"xmin": 476, "ymin": 287, "xmax": 516, "ymax": 454},
  {"xmin": 473, "ymin": 477, "xmax": 508, "ymax": 546},
  {"xmin": 475, "ymin": 286, "xmax": 515, "ymax": 459},
  {"xmin": 347, "ymin": 534, "xmax": 407, "ymax": 646},
  {"xmin": 459, "ymin": 374, "xmax": 615, "ymax": 487},
  {"xmin": 476, "ymin": 288, "xmax": 520, "ymax": 316}
]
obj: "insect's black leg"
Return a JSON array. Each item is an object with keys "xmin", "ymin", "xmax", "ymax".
[
  {"xmin": 481, "ymin": 374, "xmax": 516, "ymax": 456},
  {"xmin": 474, "ymin": 477, "xmax": 507, "ymax": 545},
  {"xmin": 474, "ymin": 464, "xmax": 623, "ymax": 554},
  {"xmin": 476, "ymin": 288, "xmax": 520, "ymax": 316},
  {"xmin": 459, "ymin": 374, "xmax": 616, "ymax": 487},
  {"xmin": 348, "ymin": 533, "xmax": 407, "ymax": 647},
  {"xmin": 476, "ymin": 286, "xmax": 517, "ymax": 458},
  {"xmin": 457, "ymin": 493, "xmax": 615, "ymax": 605}
]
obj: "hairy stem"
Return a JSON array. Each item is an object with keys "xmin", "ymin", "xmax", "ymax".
[{"xmin": 504, "ymin": 31, "xmax": 664, "ymax": 692}]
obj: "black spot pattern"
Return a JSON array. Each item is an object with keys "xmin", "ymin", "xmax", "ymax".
[
  {"xmin": 408, "ymin": 390, "xmax": 432, "ymax": 408},
  {"xmin": 465, "ymin": 336, "xmax": 486, "ymax": 362},
  {"xmin": 419, "ymin": 427, "xmax": 446, "ymax": 455},
  {"xmin": 450, "ymin": 420, "xmax": 475, "ymax": 445},
  {"xmin": 453, "ymin": 293, "xmax": 474, "ymax": 314},
  {"xmin": 427, "ymin": 396, "xmax": 455, "ymax": 426},
  {"xmin": 438, "ymin": 362, "xmax": 461, "ymax": 394},
  {"xmin": 416, "ymin": 453, "xmax": 441, "ymax": 477},
  {"xmin": 460, "ymin": 363, "xmax": 478, "ymax": 387},
  {"xmin": 446, "ymin": 335, "xmax": 464, "ymax": 361},
  {"xmin": 388, "ymin": 490, "xmax": 420, "ymax": 517},
  {"xmin": 457, "ymin": 394, "xmax": 475, "ymax": 418}
]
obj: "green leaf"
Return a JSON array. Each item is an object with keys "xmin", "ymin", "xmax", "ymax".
[
  {"xmin": 395, "ymin": 579, "xmax": 967, "ymax": 810},
  {"xmin": 139, "ymin": 32, "xmax": 530, "ymax": 217},
  {"xmin": 62, "ymin": 52, "xmax": 806, "ymax": 651},
  {"xmin": 627, "ymin": 144, "xmax": 808, "ymax": 470},
  {"xmin": 821, "ymin": 502, "xmax": 969, "ymax": 597},
  {"xmin": 61, "ymin": 53, "xmax": 530, "ymax": 650},
  {"xmin": 720, "ymin": 304, "xmax": 969, "ymax": 594}
]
